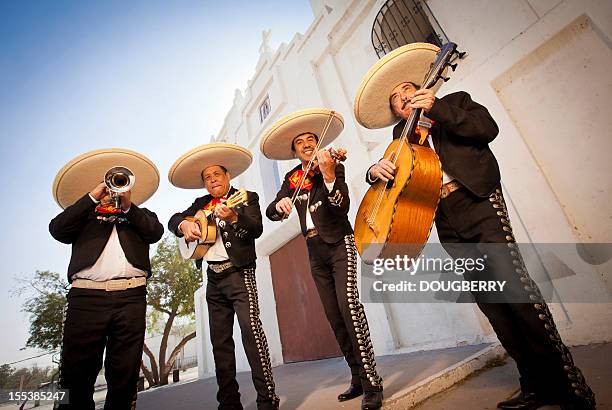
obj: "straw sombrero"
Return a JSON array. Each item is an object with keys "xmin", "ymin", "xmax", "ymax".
[
  {"xmin": 52, "ymin": 148, "xmax": 160, "ymax": 209},
  {"xmin": 354, "ymin": 42, "xmax": 443, "ymax": 129},
  {"xmin": 260, "ymin": 108, "xmax": 344, "ymax": 160},
  {"xmin": 168, "ymin": 143, "xmax": 252, "ymax": 189}
]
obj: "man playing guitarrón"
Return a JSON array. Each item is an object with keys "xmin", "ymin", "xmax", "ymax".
[
  {"xmin": 168, "ymin": 143, "xmax": 279, "ymax": 410},
  {"xmin": 261, "ymin": 109, "xmax": 384, "ymax": 410},
  {"xmin": 354, "ymin": 42, "xmax": 595, "ymax": 410}
]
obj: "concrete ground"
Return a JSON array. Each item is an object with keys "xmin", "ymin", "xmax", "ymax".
[
  {"xmin": 92, "ymin": 342, "xmax": 610, "ymax": 410},
  {"xmin": 412, "ymin": 343, "xmax": 611, "ymax": 410},
  {"xmin": 135, "ymin": 344, "xmax": 492, "ymax": 410}
]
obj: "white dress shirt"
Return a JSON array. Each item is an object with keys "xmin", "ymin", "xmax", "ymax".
[
  {"xmin": 305, "ymin": 177, "xmax": 335, "ymax": 230},
  {"xmin": 202, "ymin": 218, "xmax": 230, "ymax": 262},
  {"xmin": 73, "ymin": 195, "xmax": 147, "ymax": 281}
]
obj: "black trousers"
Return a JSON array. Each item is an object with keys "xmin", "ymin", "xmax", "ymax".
[
  {"xmin": 206, "ymin": 265, "xmax": 279, "ymax": 410},
  {"xmin": 436, "ymin": 186, "xmax": 595, "ymax": 408},
  {"xmin": 56, "ymin": 286, "xmax": 146, "ymax": 410},
  {"xmin": 307, "ymin": 233, "xmax": 383, "ymax": 392}
]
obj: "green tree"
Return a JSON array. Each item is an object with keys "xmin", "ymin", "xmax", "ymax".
[
  {"xmin": 13, "ymin": 270, "xmax": 68, "ymax": 353},
  {"xmin": 141, "ymin": 236, "xmax": 202, "ymax": 387}
]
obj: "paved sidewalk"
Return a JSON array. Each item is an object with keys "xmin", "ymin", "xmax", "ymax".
[
  {"xmin": 130, "ymin": 342, "xmax": 611, "ymax": 409},
  {"xmin": 412, "ymin": 343, "xmax": 611, "ymax": 410},
  {"xmin": 136, "ymin": 344, "xmax": 494, "ymax": 409}
]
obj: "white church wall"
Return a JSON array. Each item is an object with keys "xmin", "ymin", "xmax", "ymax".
[{"xmin": 194, "ymin": 0, "xmax": 612, "ymax": 378}]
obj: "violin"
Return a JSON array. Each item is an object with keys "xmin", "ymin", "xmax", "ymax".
[
  {"xmin": 282, "ymin": 147, "xmax": 348, "ymax": 221},
  {"xmin": 307, "ymin": 147, "xmax": 348, "ymax": 176}
]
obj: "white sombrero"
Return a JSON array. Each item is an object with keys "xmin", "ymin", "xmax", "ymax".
[
  {"xmin": 260, "ymin": 108, "xmax": 344, "ymax": 160},
  {"xmin": 52, "ymin": 148, "xmax": 160, "ymax": 209},
  {"xmin": 354, "ymin": 42, "xmax": 442, "ymax": 129},
  {"xmin": 168, "ymin": 143, "xmax": 252, "ymax": 189}
]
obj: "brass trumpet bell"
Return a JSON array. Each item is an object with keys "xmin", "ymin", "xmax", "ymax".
[{"xmin": 105, "ymin": 166, "xmax": 135, "ymax": 208}]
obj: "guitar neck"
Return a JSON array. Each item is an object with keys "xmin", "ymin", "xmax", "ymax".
[{"xmin": 224, "ymin": 190, "xmax": 247, "ymax": 209}]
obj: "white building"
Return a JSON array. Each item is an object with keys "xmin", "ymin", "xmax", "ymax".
[{"xmin": 194, "ymin": 0, "xmax": 612, "ymax": 377}]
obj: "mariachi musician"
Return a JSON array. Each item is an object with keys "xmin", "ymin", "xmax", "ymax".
[
  {"xmin": 168, "ymin": 143, "xmax": 279, "ymax": 410},
  {"xmin": 49, "ymin": 148, "xmax": 164, "ymax": 409},
  {"xmin": 354, "ymin": 42, "xmax": 595, "ymax": 410},
  {"xmin": 261, "ymin": 109, "xmax": 384, "ymax": 410}
]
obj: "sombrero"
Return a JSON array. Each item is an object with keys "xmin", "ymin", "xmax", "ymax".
[
  {"xmin": 354, "ymin": 42, "xmax": 443, "ymax": 129},
  {"xmin": 52, "ymin": 148, "xmax": 160, "ymax": 209},
  {"xmin": 260, "ymin": 108, "xmax": 344, "ymax": 160},
  {"xmin": 168, "ymin": 143, "xmax": 252, "ymax": 189}
]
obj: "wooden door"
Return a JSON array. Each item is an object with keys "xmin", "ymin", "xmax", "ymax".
[{"xmin": 269, "ymin": 234, "xmax": 342, "ymax": 363}]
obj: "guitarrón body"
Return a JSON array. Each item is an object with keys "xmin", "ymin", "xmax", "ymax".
[{"xmin": 354, "ymin": 142, "xmax": 442, "ymax": 264}]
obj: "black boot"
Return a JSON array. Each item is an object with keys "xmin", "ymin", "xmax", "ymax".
[
  {"xmin": 497, "ymin": 391, "xmax": 556, "ymax": 409},
  {"xmin": 338, "ymin": 383, "xmax": 363, "ymax": 401},
  {"xmin": 361, "ymin": 391, "xmax": 383, "ymax": 410}
]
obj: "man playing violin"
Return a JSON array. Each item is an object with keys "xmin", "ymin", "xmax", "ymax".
[
  {"xmin": 356, "ymin": 43, "xmax": 595, "ymax": 410},
  {"xmin": 261, "ymin": 109, "xmax": 384, "ymax": 410},
  {"xmin": 168, "ymin": 143, "xmax": 279, "ymax": 410}
]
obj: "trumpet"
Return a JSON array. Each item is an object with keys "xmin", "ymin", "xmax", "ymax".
[{"xmin": 104, "ymin": 166, "xmax": 135, "ymax": 209}]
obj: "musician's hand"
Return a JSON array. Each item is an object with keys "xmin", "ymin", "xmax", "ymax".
[
  {"xmin": 90, "ymin": 182, "xmax": 108, "ymax": 201},
  {"xmin": 316, "ymin": 150, "xmax": 336, "ymax": 183},
  {"xmin": 180, "ymin": 220, "xmax": 201, "ymax": 242},
  {"xmin": 214, "ymin": 204, "xmax": 238, "ymax": 223},
  {"xmin": 369, "ymin": 158, "xmax": 396, "ymax": 182},
  {"xmin": 275, "ymin": 197, "xmax": 293, "ymax": 216},
  {"xmin": 119, "ymin": 190, "xmax": 131, "ymax": 211},
  {"xmin": 409, "ymin": 88, "xmax": 436, "ymax": 112}
]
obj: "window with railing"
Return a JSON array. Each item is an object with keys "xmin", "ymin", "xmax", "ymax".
[{"xmin": 371, "ymin": 0, "xmax": 449, "ymax": 58}]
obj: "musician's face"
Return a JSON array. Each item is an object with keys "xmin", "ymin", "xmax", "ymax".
[
  {"xmin": 202, "ymin": 165, "xmax": 231, "ymax": 198},
  {"xmin": 390, "ymin": 82, "xmax": 419, "ymax": 119},
  {"xmin": 292, "ymin": 133, "xmax": 318, "ymax": 163}
]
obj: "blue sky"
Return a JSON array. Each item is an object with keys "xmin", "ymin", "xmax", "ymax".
[{"xmin": 0, "ymin": 0, "xmax": 314, "ymax": 367}]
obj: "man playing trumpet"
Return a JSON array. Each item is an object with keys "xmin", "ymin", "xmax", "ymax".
[{"xmin": 49, "ymin": 148, "xmax": 164, "ymax": 409}]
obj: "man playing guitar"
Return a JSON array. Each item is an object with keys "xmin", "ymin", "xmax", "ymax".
[
  {"xmin": 356, "ymin": 42, "xmax": 595, "ymax": 410},
  {"xmin": 168, "ymin": 143, "xmax": 279, "ymax": 410}
]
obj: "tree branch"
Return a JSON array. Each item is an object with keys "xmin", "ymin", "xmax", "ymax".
[
  {"xmin": 149, "ymin": 301, "xmax": 172, "ymax": 316},
  {"xmin": 158, "ymin": 309, "xmax": 177, "ymax": 385},
  {"xmin": 140, "ymin": 360, "xmax": 154, "ymax": 389},
  {"xmin": 142, "ymin": 342, "xmax": 159, "ymax": 386},
  {"xmin": 164, "ymin": 331, "xmax": 196, "ymax": 373}
]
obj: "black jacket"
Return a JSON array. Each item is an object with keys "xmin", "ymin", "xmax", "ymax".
[
  {"xmin": 369, "ymin": 91, "xmax": 500, "ymax": 198},
  {"xmin": 168, "ymin": 187, "xmax": 263, "ymax": 269},
  {"xmin": 49, "ymin": 194, "xmax": 164, "ymax": 282},
  {"xmin": 266, "ymin": 163, "xmax": 353, "ymax": 244}
]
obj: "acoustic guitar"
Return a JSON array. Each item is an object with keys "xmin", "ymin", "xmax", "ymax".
[
  {"xmin": 354, "ymin": 43, "xmax": 461, "ymax": 264},
  {"xmin": 178, "ymin": 189, "xmax": 248, "ymax": 259}
]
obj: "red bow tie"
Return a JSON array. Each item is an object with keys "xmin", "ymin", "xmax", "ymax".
[
  {"xmin": 203, "ymin": 196, "xmax": 227, "ymax": 212},
  {"xmin": 288, "ymin": 169, "xmax": 313, "ymax": 191}
]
